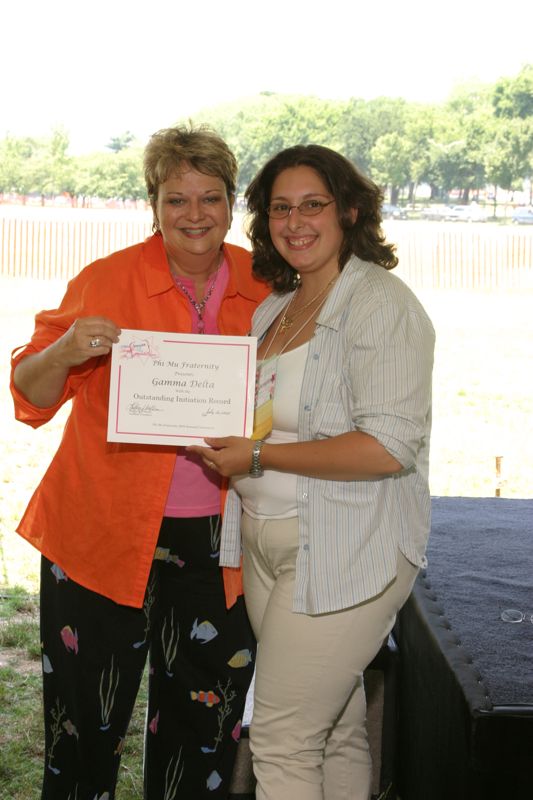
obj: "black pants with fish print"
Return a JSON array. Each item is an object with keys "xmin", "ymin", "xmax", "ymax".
[{"xmin": 39, "ymin": 515, "xmax": 255, "ymax": 800}]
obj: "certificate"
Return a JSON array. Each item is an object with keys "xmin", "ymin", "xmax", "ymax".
[{"xmin": 107, "ymin": 329, "xmax": 257, "ymax": 446}]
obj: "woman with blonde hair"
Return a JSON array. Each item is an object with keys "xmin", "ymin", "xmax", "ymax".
[{"xmin": 11, "ymin": 124, "xmax": 268, "ymax": 799}]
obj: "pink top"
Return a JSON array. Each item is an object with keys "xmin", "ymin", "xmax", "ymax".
[{"xmin": 164, "ymin": 258, "xmax": 229, "ymax": 517}]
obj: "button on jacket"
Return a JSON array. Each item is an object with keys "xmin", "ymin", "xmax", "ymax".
[
  {"xmin": 10, "ymin": 234, "xmax": 269, "ymax": 608},
  {"xmin": 220, "ymin": 255, "xmax": 435, "ymax": 615}
]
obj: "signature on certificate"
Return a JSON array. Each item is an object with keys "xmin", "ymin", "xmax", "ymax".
[
  {"xmin": 129, "ymin": 402, "xmax": 160, "ymax": 416},
  {"xmin": 201, "ymin": 405, "xmax": 231, "ymax": 418}
]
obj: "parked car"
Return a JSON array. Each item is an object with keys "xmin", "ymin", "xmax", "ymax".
[
  {"xmin": 442, "ymin": 206, "xmax": 463, "ymax": 221},
  {"xmin": 445, "ymin": 204, "xmax": 489, "ymax": 223},
  {"xmin": 420, "ymin": 206, "xmax": 452, "ymax": 221},
  {"xmin": 511, "ymin": 207, "xmax": 533, "ymax": 225},
  {"xmin": 420, "ymin": 204, "xmax": 489, "ymax": 222},
  {"xmin": 382, "ymin": 203, "xmax": 408, "ymax": 220}
]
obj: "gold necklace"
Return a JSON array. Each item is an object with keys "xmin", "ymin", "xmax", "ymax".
[
  {"xmin": 261, "ymin": 275, "xmax": 338, "ymax": 361},
  {"xmin": 279, "ymin": 276, "xmax": 337, "ymax": 332},
  {"xmin": 262, "ymin": 291, "xmax": 332, "ymax": 362}
]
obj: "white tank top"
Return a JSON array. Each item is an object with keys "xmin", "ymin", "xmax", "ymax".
[{"xmin": 231, "ymin": 342, "xmax": 308, "ymax": 518}]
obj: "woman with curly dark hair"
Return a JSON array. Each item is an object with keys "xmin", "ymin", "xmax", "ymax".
[
  {"xmin": 246, "ymin": 144, "xmax": 398, "ymax": 292},
  {"xmin": 189, "ymin": 145, "xmax": 434, "ymax": 800}
]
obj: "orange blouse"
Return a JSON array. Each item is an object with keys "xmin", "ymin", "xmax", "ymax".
[{"xmin": 10, "ymin": 234, "xmax": 269, "ymax": 608}]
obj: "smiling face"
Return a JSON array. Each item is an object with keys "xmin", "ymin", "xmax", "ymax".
[
  {"xmin": 155, "ymin": 166, "xmax": 233, "ymax": 273},
  {"xmin": 268, "ymin": 165, "xmax": 353, "ymax": 286}
]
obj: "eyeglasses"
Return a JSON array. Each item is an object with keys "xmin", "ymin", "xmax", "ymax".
[
  {"xmin": 266, "ymin": 199, "xmax": 335, "ymax": 219},
  {"xmin": 500, "ymin": 608, "xmax": 533, "ymax": 623}
]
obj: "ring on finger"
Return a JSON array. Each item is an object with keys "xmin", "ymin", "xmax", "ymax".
[{"xmin": 89, "ymin": 337, "xmax": 102, "ymax": 348}]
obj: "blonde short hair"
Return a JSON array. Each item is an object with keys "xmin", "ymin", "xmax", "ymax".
[{"xmin": 143, "ymin": 124, "xmax": 238, "ymax": 215}]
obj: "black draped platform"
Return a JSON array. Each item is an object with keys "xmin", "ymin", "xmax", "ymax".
[{"xmin": 395, "ymin": 496, "xmax": 533, "ymax": 800}]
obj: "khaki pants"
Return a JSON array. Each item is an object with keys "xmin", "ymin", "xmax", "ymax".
[{"xmin": 242, "ymin": 513, "xmax": 418, "ymax": 800}]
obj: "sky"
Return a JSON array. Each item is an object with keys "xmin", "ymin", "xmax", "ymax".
[{"xmin": 3, "ymin": 0, "xmax": 532, "ymax": 154}]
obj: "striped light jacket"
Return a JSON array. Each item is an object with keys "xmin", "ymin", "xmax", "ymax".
[{"xmin": 220, "ymin": 255, "xmax": 435, "ymax": 615}]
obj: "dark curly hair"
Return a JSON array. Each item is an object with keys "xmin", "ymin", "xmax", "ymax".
[{"xmin": 245, "ymin": 144, "xmax": 398, "ymax": 292}]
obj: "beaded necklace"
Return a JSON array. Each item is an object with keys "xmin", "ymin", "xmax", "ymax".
[{"xmin": 173, "ymin": 266, "xmax": 221, "ymax": 333}]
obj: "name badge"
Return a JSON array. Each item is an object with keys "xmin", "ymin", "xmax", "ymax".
[{"xmin": 252, "ymin": 356, "xmax": 277, "ymax": 440}]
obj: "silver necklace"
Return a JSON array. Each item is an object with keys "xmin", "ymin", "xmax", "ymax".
[{"xmin": 173, "ymin": 267, "xmax": 221, "ymax": 333}]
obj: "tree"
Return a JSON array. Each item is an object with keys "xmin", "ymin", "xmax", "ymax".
[
  {"xmin": 491, "ymin": 65, "xmax": 533, "ymax": 204},
  {"xmin": 72, "ymin": 149, "xmax": 145, "ymax": 204},
  {"xmin": 107, "ymin": 131, "xmax": 136, "ymax": 152},
  {"xmin": 36, "ymin": 127, "xmax": 74, "ymax": 203},
  {"xmin": 370, "ymin": 132, "xmax": 412, "ymax": 203},
  {"xmin": 337, "ymin": 97, "xmax": 409, "ymax": 175},
  {"xmin": 107, "ymin": 148, "xmax": 146, "ymax": 201},
  {"xmin": 0, "ymin": 135, "xmax": 42, "ymax": 201},
  {"xmin": 493, "ymin": 65, "xmax": 533, "ymax": 119},
  {"xmin": 426, "ymin": 86, "xmax": 494, "ymax": 201},
  {"xmin": 403, "ymin": 104, "xmax": 438, "ymax": 202},
  {"xmin": 484, "ymin": 118, "xmax": 533, "ymax": 207}
]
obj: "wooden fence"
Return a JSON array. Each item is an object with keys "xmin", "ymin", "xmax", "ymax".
[
  {"xmin": 0, "ymin": 216, "xmax": 153, "ymax": 281},
  {"xmin": 1, "ymin": 214, "xmax": 533, "ymax": 289},
  {"xmin": 391, "ymin": 224, "xmax": 533, "ymax": 290}
]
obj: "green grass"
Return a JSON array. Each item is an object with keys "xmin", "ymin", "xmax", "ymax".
[
  {"xmin": 0, "ymin": 618, "xmax": 40, "ymax": 656},
  {"xmin": 0, "ymin": 586, "xmax": 147, "ymax": 799},
  {"xmin": 0, "ymin": 663, "xmax": 44, "ymax": 796},
  {"xmin": 0, "ymin": 585, "xmax": 38, "ymax": 616},
  {"xmin": 0, "ymin": 586, "xmax": 45, "ymax": 798}
]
